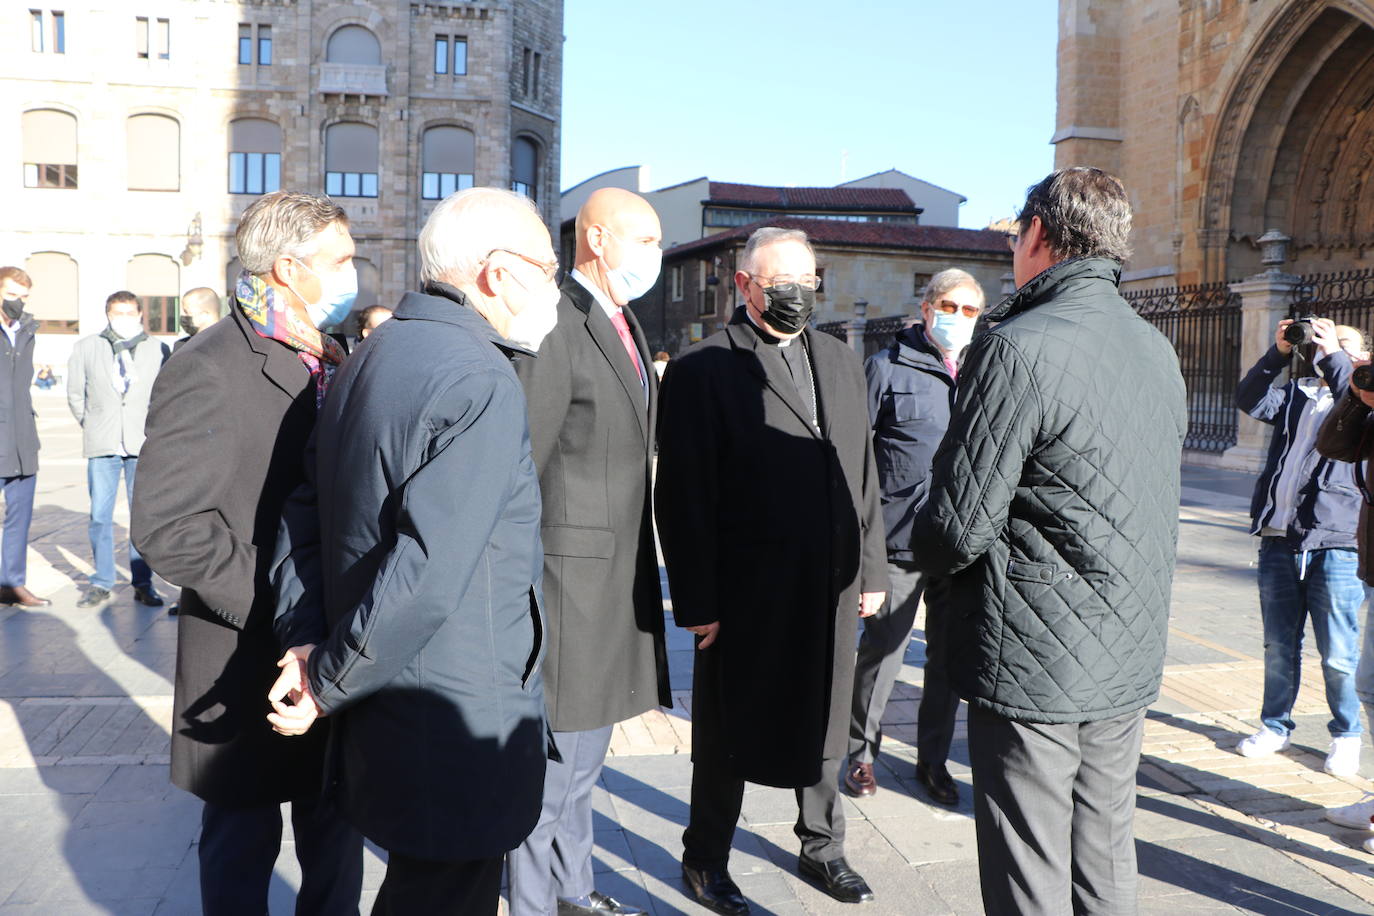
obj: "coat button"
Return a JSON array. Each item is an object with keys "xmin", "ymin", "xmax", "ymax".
[{"xmin": 1040, "ymin": 568, "xmax": 1052, "ymax": 581}]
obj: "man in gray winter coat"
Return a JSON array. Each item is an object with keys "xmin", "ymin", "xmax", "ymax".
[
  {"xmin": 67, "ymin": 290, "xmax": 169, "ymax": 608},
  {"xmin": 911, "ymin": 168, "xmax": 1187, "ymax": 914}
]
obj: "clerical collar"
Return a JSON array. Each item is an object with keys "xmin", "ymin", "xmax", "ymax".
[{"xmin": 744, "ymin": 308, "xmax": 794, "ymax": 347}]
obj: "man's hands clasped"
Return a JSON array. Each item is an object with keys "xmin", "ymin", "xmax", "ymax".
[{"xmin": 266, "ymin": 643, "xmax": 321, "ymax": 737}]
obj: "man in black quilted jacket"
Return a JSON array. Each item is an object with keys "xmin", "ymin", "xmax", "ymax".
[{"xmin": 910, "ymin": 167, "xmax": 1187, "ymax": 915}]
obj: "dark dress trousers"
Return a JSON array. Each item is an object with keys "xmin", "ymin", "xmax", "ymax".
[
  {"xmin": 0, "ymin": 312, "xmax": 41, "ymax": 589},
  {"xmin": 131, "ymin": 308, "xmax": 362, "ymax": 914},
  {"xmin": 656, "ymin": 308, "xmax": 888, "ymax": 788},
  {"xmin": 272, "ymin": 285, "xmax": 549, "ymax": 870}
]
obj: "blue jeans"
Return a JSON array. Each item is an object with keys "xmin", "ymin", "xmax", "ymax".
[
  {"xmin": 1358, "ymin": 585, "xmax": 1374, "ymax": 712},
  {"xmin": 1257, "ymin": 538, "xmax": 1363, "ymax": 738},
  {"xmin": 87, "ymin": 456, "xmax": 150, "ymax": 591}
]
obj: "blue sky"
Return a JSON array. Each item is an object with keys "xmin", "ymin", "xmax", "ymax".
[{"xmin": 560, "ymin": 1, "xmax": 1059, "ymax": 229}]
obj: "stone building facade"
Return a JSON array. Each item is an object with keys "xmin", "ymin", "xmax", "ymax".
[
  {"xmin": 2, "ymin": 0, "xmax": 562, "ymax": 368},
  {"xmin": 1056, "ymin": 0, "xmax": 1374, "ymax": 290},
  {"xmin": 635, "ymin": 217, "xmax": 1011, "ymax": 355}
]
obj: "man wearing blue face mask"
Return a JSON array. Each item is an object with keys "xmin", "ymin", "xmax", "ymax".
[
  {"xmin": 844, "ymin": 269, "xmax": 984, "ymax": 808},
  {"xmin": 507, "ymin": 187, "xmax": 670, "ymax": 916}
]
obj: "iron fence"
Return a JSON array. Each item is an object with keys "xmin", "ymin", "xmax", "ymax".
[
  {"xmin": 1125, "ymin": 282, "xmax": 1243, "ymax": 453},
  {"xmin": 1288, "ymin": 268, "xmax": 1374, "ymax": 336},
  {"xmin": 861, "ymin": 316, "xmax": 913, "ymax": 360},
  {"xmin": 814, "ymin": 320, "xmax": 847, "ymax": 341}
]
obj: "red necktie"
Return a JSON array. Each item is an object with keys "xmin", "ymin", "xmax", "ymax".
[{"xmin": 610, "ymin": 310, "xmax": 645, "ymax": 383}]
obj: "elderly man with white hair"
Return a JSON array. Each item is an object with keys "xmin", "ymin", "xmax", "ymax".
[
  {"xmin": 133, "ymin": 189, "xmax": 364, "ymax": 915},
  {"xmin": 266, "ymin": 186, "xmax": 559, "ymax": 914}
]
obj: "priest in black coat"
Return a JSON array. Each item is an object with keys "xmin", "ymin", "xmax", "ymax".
[
  {"xmin": 507, "ymin": 188, "xmax": 670, "ymax": 916},
  {"xmin": 655, "ymin": 227, "xmax": 889, "ymax": 915}
]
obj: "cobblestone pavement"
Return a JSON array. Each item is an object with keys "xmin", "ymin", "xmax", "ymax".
[{"xmin": 4, "ymin": 393, "xmax": 1374, "ymax": 913}]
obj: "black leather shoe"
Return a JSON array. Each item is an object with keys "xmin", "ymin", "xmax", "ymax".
[
  {"xmin": 798, "ymin": 855, "xmax": 874, "ymax": 903},
  {"xmin": 556, "ymin": 891, "xmax": 646, "ymax": 915},
  {"xmin": 681, "ymin": 863, "xmax": 749, "ymax": 915},
  {"xmin": 132, "ymin": 586, "xmax": 164, "ymax": 607},
  {"xmin": 915, "ymin": 760, "xmax": 959, "ymax": 806}
]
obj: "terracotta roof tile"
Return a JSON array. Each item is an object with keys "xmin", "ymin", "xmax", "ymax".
[
  {"xmin": 665, "ymin": 217, "xmax": 1011, "ymax": 258},
  {"xmin": 706, "ymin": 182, "xmax": 917, "ymax": 212}
]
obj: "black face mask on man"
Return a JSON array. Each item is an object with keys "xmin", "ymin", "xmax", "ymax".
[
  {"xmin": 2, "ymin": 299, "xmax": 23, "ymax": 321},
  {"xmin": 759, "ymin": 283, "xmax": 816, "ymax": 336}
]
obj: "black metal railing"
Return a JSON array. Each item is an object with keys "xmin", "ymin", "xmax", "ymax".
[
  {"xmin": 861, "ymin": 316, "xmax": 912, "ymax": 360},
  {"xmin": 814, "ymin": 320, "xmax": 847, "ymax": 341},
  {"xmin": 1288, "ymin": 268, "xmax": 1374, "ymax": 336},
  {"xmin": 1125, "ymin": 282, "xmax": 1243, "ymax": 453}
]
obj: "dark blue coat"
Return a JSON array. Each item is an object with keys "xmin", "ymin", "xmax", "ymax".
[
  {"xmin": 274, "ymin": 284, "xmax": 549, "ymax": 862},
  {"xmin": 0, "ymin": 312, "xmax": 40, "ymax": 477},
  {"xmin": 865, "ymin": 324, "xmax": 955, "ymax": 563},
  {"xmin": 1236, "ymin": 344, "xmax": 1361, "ymax": 552}
]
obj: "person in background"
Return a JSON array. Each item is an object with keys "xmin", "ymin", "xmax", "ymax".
[
  {"xmin": 34, "ymin": 365, "xmax": 55, "ymax": 390},
  {"xmin": 174, "ymin": 287, "xmax": 224, "ymax": 352},
  {"xmin": 67, "ymin": 290, "xmax": 170, "ymax": 609},
  {"xmin": 1234, "ymin": 318, "xmax": 1366, "ymax": 778},
  {"xmin": 355, "ymin": 304, "xmax": 393, "ymax": 341},
  {"xmin": 652, "ymin": 350, "xmax": 669, "ymax": 380},
  {"xmin": 0, "ymin": 266, "xmax": 49, "ymax": 608},
  {"xmin": 845, "ymin": 268, "xmax": 984, "ymax": 807}
]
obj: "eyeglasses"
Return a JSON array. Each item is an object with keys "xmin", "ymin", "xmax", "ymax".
[
  {"xmin": 748, "ymin": 273, "xmax": 823, "ymax": 291},
  {"xmin": 1006, "ymin": 233, "xmax": 1019, "ymax": 252},
  {"xmin": 485, "ymin": 248, "xmax": 559, "ymax": 282},
  {"xmin": 932, "ymin": 299, "xmax": 982, "ymax": 318}
]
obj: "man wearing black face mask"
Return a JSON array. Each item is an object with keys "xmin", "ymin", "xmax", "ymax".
[
  {"xmin": 0, "ymin": 267, "xmax": 48, "ymax": 608},
  {"xmin": 656, "ymin": 227, "xmax": 888, "ymax": 914},
  {"xmin": 173, "ymin": 287, "xmax": 223, "ymax": 352}
]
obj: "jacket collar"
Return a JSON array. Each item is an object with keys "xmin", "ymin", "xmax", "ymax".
[
  {"xmin": 724, "ymin": 307, "xmax": 830, "ymax": 440},
  {"xmin": 558, "ymin": 275, "xmax": 651, "ymax": 436},
  {"xmin": 892, "ymin": 323, "xmax": 952, "ymax": 372},
  {"xmin": 231, "ymin": 307, "xmax": 309, "ymax": 398},
  {"xmin": 405, "ymin": 282, "xmax": 537, "ymax": 358},
  {"xmin": 988, "ymin": 257, "xmax": 1122, "ymax": 323}
]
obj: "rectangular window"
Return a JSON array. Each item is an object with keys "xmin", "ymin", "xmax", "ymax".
[
  {"xmin": 156, "ymin": 17, "xmax": 169, "ymax": 60},
  {"xmin": 671, "ymin": 265, "xmax": 683, "ymax": 301},
  {"xmin": 229, "ymin": 152, "xmax": 281, "ymax": 195},
  {"xmin": 913, "ymin": 272, "xmax": 931, "ymax": 297},
  {"xmin": 135, "ymin": 16, "xmax": 148, "ymax": 58},
  {"xmin": 258, "ymin": 25, "xmax": 271, "ymax": 65},
  {"xmin": 143, "ymin": 295, "xmax": 179, "ymax": 334},
  {"xmin": 511, "ymin": 180, "xmax": 532, "ymax": 198},
  {"xmin": 24, "ymin": 162, "xmax": 78, "ymax": 189},
  {"xmin": 532, "ymin": 52, "xmax": 541, "ymax": 99},
  {"xmin": 453, "ymin": 38, "xmax": 467, "ymax": 75},
  {"xmin": 522, "ymin": 47, "xmax": 531, "ymax": 96},
  {"xmin": 30, "ymin": 10, "xmax": 42, "ymax": 52},
  {"xmin": 434, "ymin": 36, "xmax": 447, "ymax": 74},
  {"xmin": 421, "ymin": 172, "xmax": 474, "ymax": 200},
  {"xmin": 326, "ymin": 172, "xmax": 378, "ymax": 198},
  {"xmin": 52, "ymin": 11, "xmax": 64, "ymax": 54},
  {"xmin": 238, "ymin": 23, "xmax": 251, "ymax": 64}
]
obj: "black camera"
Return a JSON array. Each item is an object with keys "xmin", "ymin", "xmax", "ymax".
[
  {"xmin": 1353, "ymin": 364, "xmax": 1374, "ymax": 392},
  {"xmin": 1284, "ymin": 317, "xmax": 1319, "ymax": 346}
]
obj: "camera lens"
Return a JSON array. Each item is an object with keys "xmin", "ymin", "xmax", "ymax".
[
  {"xmin": 1353, "ymin": 364, "xmax": 1374, "ymax": 392},
  {"xmin": 1284, "ymin": 322, "xmax": 1315, "ymax": 346}
]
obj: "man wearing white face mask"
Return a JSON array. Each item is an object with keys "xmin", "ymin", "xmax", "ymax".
[
  {"xmin": 67, "ymin": 290, "xmax": 170, "ymax": 608},
  {"xmin": 843, "ymin": 269, "xmax": 985, "ymax": 807},
  {"xmin": 507, "ymin": 187, "xmax": 670, "ymax": 916}
]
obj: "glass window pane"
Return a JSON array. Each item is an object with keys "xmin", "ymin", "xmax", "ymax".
[
  {"xmin": 343, "ymin": 172, "xmax": 360, "ymax": 197},
  {"xmin": 439, "ymin": 173, "xmax": 456, "ymax": 198},
  {"xmin": 434, "ymin": 37, "xmax": 447, "ymax": 74},
  {"xmin": 245, "ymin": 152, "xmax": 263, "ymax": 194},
  {"xmin": 458, "ymin": 173, "xmax": 473, "ymax": 190},
  {"xmin": 361, "ymin": 173, "xmax": 378, "ymax": 198},
  {"xmin": 31, "ymin": 11, "xmax": 42, "ymax": 53},
  {"xmin": 239, "ymin": 36, "xmax": 251, "ymax": 65},
  {"xmin": 422, "ymin": 172, "xmax": 438, "ymax": 199},
  {"xmin": 64, "ymin": 164, "xmax": 77, "ymax": 189},
  {"xmin": 53, "ymin": 12, "xmax": 64, "ymax": 54},
  {"xmin": 23, "ymin": 163, "xmax": 38, "ymax": 188},
  {"xmin": 326, "ymin": 172, "xmax": 342, "ymax": 196},
  {"xmin": 454, "ymin": 39, "xmax": 467, "ymax": 75},
  {"xmin": 136, "ymin": 17, "xmax": 148, "ymax": 58},
  {"xmin": 264, "ymin": 154, "xmax": 280, "ymax": 192},
  {"xmin": 158, "ymin": 19, "xmax": 170, "ymax": 60},
  {"xmin": 259, "ymin": 27, "xmax": 271, "ymax": 65},
  {"xmin": 228, "ymin": 152, "xmax": 245, "ymax": 193}
]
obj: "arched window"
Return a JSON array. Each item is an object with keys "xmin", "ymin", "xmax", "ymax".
[
  {"xmin": 511, "ymin": 137, "xmax": 538, "ymax": 201},
  {"xmin": 325, "ymin": 122, "xmax": 379, "ymax": 198},
  {"xmin": 229, "ymin": 118, "xmax": 282, "ymax": 195},
  {"xmin": 126, "ymin": 253, "xmax": 180, "ymax": 333},
  {"xmin": 421, "ymin": 126, "xmax": 475, "ymax": 200},
  {"xmin": 127, "ymin": 114, "xmax": 180, "ymax": 191},
  {"xmin": 23, "ymin": 251, "xmax": 78, "ymax": 333},
  {"xmin": 326, "ymin": 25, "xmax": 381, "ymax": 64},
  {"xmin": 22, "ymin": 110, "xmax": 77, "ymax": 189}
]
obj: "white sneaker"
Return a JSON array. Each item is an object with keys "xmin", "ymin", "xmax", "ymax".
[
  {"xmin": 1325, "ymin": 795, "xmax": 1374, "ymax": 830},
  {"xmin": 1237, "ymin": 727, "xmax": 1290, "ymax": 758},
  {"xmin": 1364, "ymin": 836, "xmax": 1374, "ymax": 854},
  {"xmin": 1325, "ymin": 736, "xmax": 1363, "ymax": 777}
]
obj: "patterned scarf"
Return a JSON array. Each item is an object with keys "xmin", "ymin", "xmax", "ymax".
[
  {"xmin": 235, "ymin": 270, "xmax": 344, "ymax": 406},
  {"xmin": 99, "ymin": 326, "xmax": 148, "ymax": 396}
]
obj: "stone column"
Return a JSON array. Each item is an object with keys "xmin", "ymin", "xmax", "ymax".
[
  {"xmin": 847, "ymin": 298, "xmax": 868, "ymax": 355},
  {"xmin": 1221, "ymin": 231, "xmax": 1298, "ymax": 472}
]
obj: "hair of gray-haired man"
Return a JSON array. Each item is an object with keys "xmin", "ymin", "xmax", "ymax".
[
  {"xmin": 739, "ymin": 227, "xmax": 816, "ymax": 276},
  {"xmin": 234, "ymin": 190, "xmax": 349, "ymax": 276},
  {"xmin": 418, "ymin": 187, "xmax": 543, "ymax": 288},
  {"xmin": 921, "ymin": 268, "xmax": 986, "ymax": 312},
  {"xmin": 1016, "ymin": 167, "xmax": 1132, "ymax": 263}
]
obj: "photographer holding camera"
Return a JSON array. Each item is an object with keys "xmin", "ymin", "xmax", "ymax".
[{"xmin": 1235, "ymin": 316, "xmax": 1366, "ymax": 777}]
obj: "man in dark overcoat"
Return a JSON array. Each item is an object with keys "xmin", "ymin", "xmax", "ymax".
[
  {"xmin": 0, "ymin": 265, "xmax": 48, "ymax": 607},
  {"xmin": 656, "ymin": 227, "xmax": 888, "ymax": 915},
  {"xmin": 130, "ymin": 190, "xmax": 363, "ymax": 914},
  {"xmin": 507, "ymin": 188, "xmax": 670, "ymax": 916},
  {"xmin": 267, "ymin": 187, "xmax": 558, "ymax": 915}
]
